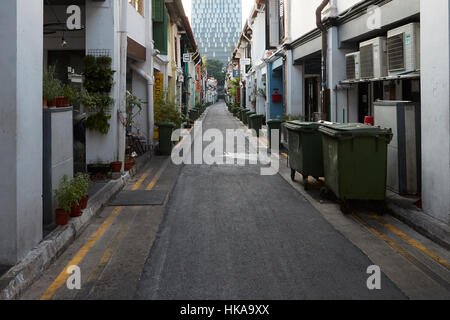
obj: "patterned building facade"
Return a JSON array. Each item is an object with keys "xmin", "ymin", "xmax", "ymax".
[{"xmin": 191, "ymin": 0, "xmax": 242, "ymax": 65}]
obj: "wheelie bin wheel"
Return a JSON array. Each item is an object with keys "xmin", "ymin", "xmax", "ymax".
[
  {"xmin": 291, "ymin": 169, "xmax": 296, "ymax": 181},
  {"xmin": 303, "ymin": 176, "xmax": 309, "ymax": 191},
  {"xmin": 340, "ymin": 200, "xmax": 351, "ymax": 215}
]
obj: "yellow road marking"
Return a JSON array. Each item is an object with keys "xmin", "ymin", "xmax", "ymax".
[
  {"xmin": 351, "ymin": 212, "xmax": 413, "ymax": 258},
  {"xmin": 131, "ymin": 169, "xmax": 152, "ymax": 191},
  {"xmin": 40, "ymin": 167, "xmax": 150, "ymax": 300},
  {"xmin": 146, "ymin": 160, "xmax": 169, "ymax": 190},
  {"xmin": 75, "ymin": 222, "xmax": 131, "ymax": 299},
  {"xmin": 368, "ymin": 213, "xmax": 450, "ymax": 270},
  {"xmin": 40, "ymin": 206, "xmax": 123, "ymax": 300}
]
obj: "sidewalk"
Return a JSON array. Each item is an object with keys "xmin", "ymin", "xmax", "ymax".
[
  {"xmin": 386, "ymin": 192, "xmax": 450, "ymax": 250},
  {"xmin": 260, "ymin": 122, "xmax": 450, "ymax": 250},
  {"xmin": 0, "ymin": 152, "xmax": 151, "ymax": 300}
]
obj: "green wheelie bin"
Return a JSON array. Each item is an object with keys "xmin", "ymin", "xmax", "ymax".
[
  {"xmin": 284, "ymin": 121, "xmax": 324, "ymax": 190},
  {"xmin": 157, "ymin": 122, "xmax": 176, "ymax": 156},
  {"xmin": 318, "ymin": 123, "xmax": 393, "ymax": 213},
  {"xmin": 245, "ymin": 111, "xmax": 256, "ymax": 127},
  {"xmin": 249, "ymin": 114, "xmax": 264, "ymax": 137},
  {"xmin": 239, "ymin": 108, "xmax": 246, "ymax": 122},
  {"xmin": 243, "ymin": 110, "xmax": 253, "ymax": 125},
  {"xmin": 267, "ymin": 119, "xmax": 283, "ymax": 151}
]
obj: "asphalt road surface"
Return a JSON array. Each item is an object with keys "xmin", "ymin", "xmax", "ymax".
[{"xmin": 134, "ymin": 102, "xmax": 406, "ymax": 300}]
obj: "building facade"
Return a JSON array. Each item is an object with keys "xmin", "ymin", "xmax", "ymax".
[
  {"xmin": 192, "ymin": 0, "xmax": 242, "ymax": 65},
  {"xmin": 231, "ymin": 0, "xmax": 450, "ymax": 229}
]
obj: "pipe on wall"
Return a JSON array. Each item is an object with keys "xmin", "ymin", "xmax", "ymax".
[
  {"xmin": 130, "ymin": 64, "xmax": 154, "ymax": 149},
  {"xmin": 316, "ymin": 0, "xmax": 330, "ymax": 119}
]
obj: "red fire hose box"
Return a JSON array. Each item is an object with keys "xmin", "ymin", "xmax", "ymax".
[{"xmin": 272, "ymin": 90, "xmax": 282, "ymax": 103}]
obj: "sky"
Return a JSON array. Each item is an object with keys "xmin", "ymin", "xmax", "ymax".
[{"xmin": 182, "ymin": 0, "xmax": 253, "ymax": 30}]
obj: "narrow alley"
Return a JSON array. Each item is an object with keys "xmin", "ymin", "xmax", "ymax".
[{"xmin": 20, "ymin": 102, "xmax": 450, "ymax": 300}]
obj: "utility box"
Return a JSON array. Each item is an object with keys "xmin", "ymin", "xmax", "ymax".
[
  {"xmin": 43, "ymin": 107, "xmax": 74, "ymax": 227},
  {"xmin": 374, "ymin": 101, "xmax": 421, "ymax": 195}
]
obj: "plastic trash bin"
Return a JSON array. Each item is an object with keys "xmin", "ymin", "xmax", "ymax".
[
  {"xmin": 156, "ymin": 122, "xmax": 176, "ymax": 156},
  {"xmin": 239, "ymin": 108, "xmax": 246, "ymax": 122},
  {"xmin": 318, "ymin": 123, "xmax": 393, "ymax": 211},
  {"xmin": 267, "ymin": 119, "xmax": 283, "ymax": 151},
  {"xmin": 243, "ymin": 110, "xmax": 254, "ymax": 125},
  {"xmin": 284, "ymin": 121, "xmax": 324, "ymax": 190},
  {"xmin": 249, "ymin": 114, "xmax": 264, "ymax": 136},
  {"xmin": 246, "ymin": 112, "xmax": 256, "ymax": 127}
]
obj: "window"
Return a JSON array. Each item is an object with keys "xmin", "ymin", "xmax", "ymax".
[{"xmin": 129, "ymin": 0, "xmax": 143, "ymax": 16}]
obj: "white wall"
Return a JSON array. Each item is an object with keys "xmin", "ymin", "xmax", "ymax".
[
  {"xmin": 127, "ymin": 3, "xmax": 146, "ymax": 46},
  {"xmin": 289, "ymin": 0, "xmax": 361, "ymax": 43},
  {"xmin": 420, "ymin": 0, "xmax": 450, "ymax": 224},
  {"xmin": 85, "ymin": 0, "xmax": 120, "ymax": 164},
  {"xmin": 0, "ymin": 0, "xmax": 43, "ymax": 265}
]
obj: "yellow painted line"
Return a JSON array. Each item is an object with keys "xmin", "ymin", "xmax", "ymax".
[
  {"xmin": 145, "ymin": 160, "xmax": 169, "ymax": 190},
  {"xmin": 351, "ymin": 212, "xmax": 413, "ymax": 258},
  {"xmin": 368, "ymin": 213, "xmax": 450, "ymax": 270},
  {"xmin": 40, "ymin": 166, "xmax": 149, "ymax": 300},
  {"xmin": 131, "ymin": 169, "xmax": 152, "ymax": 191},
  {"xmin": 40, "ymin": 206, "xmax": 123, "ymax": 300}
]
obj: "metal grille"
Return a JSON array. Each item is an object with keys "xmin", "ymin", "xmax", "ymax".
[
  {"xmin": 346, "ymin": 55, "xmax": 356, "ymax": 80},
  {"xmin": 360, "ymin": 44, "xmax": 374, "ymax": 79},
  {"xmin": 87, "ymin": 49, "xmax": 111, "ymax": 58},
  {"xmin": 388, "ymin": 34, "xmax": 405, "ymax": 72}
]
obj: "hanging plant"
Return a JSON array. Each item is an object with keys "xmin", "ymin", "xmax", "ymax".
[{"xmin": 82, "ymin": 55, "xmax": 116, "ymax": 134}]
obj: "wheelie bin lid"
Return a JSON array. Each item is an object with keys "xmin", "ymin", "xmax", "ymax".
[
  {"xmin": 267, "ymin": 119, "xmax": 284, "ymax": 124},
  {"xmin": 156, "ymin": 122, "xmax": 176, "ymax": 128},
  {"xmin": 285, "ymin": 121, "xmax": 323, "ymax": 132},
  {"xmin": 318, "ymin": 123, "xmax": 393, "ymax": 141},
  {"xmin": 249, "ymin": 114, "xmax": 264, "ymax": 119}
]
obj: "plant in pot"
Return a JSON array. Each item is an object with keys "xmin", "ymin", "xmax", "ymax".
[
  {"xmin": 43, "ymin": 66, "xmax": 62, "ymax": 108},
  {"xmin": 69, "ymin": 177, "xmax": 84, "ymax": 218},
  {"xmin": 111, "ymin": 153, "xmax": 122, "ymax": 173},
  {"xmin": 74, "ymin": 173, "xmax": 91, "ymax": 210},
  {"xmin": 124, "ymin": 152, "xmax": 137, "ymax": 171},
  {"xmin": 54, "ymin": 176, "xmax": 74, "ymax": 226}
]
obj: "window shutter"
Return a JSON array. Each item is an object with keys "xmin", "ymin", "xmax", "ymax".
[
  {"xmin": 152, "ymin": 0, "xmax": 164, "ymax": 22},
  {"xmin": 153, "ymin": 6, "xmax": 168, "ymax": 55}
]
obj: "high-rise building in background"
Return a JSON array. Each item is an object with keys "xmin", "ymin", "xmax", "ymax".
[{"xmin": 191, "ymin": 0, "xmax": 242, "ymax": 66}]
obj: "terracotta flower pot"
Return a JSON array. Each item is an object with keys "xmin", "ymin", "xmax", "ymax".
[
  {"xmin": 71, "ymin": 202, "xmax": 83, "ymax": 217},
  {"xmin": 59, "ymin": 96, "xmax": 70, "ymax": 107},
  {"xmin": 124, "ymin": 160, "xmax": 135, "ymax": 171},
  {"xmin": 111, "ymin": 161, "xmax": 122, "ymax": 173},
  {"xmin": 80, "ymin": 196, "xmax": 89, "ymax": 210},
  {"xmin": 48, "ymin": 99, "xmax": 57, "ymax": 107},
  {"xmin": 55, "ymin": 209, "xmax": 70, "ymax": 226}
]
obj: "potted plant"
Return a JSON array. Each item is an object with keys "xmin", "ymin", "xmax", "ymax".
[
  {"xmin": 74, "ymin": 173, "xmax": 90, "ymax": 210},
  {"xmin": 124, "ymin": 152, "xmax": 137, "ymax": 171},
  {"xmin": 54, "ymin": 175, "xmax": 74, "ymax": 226},
  {"xmin": 111, "ymin": 153, "xmax": 122, "ymax": 173},
  {"xmin": 43, "ymin": 66, "xmax": 62, "ymax": 108}
]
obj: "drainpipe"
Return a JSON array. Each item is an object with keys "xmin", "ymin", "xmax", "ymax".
[
  {"xmin": 130, "ymin": 64, "xmax": 154, "ymax": 149},
  {"xmin": 316, "ymin": 0, "xmax": 330, "ymax": 120},
  {"xmin": 117, "ymin": 0, "xmax": 128, "ymax": 170}
]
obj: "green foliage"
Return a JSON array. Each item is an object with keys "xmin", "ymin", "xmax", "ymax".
[
  {"xmin": 124, "ymin": 92, "xmax": 144, "ymax": 128},
  {"xmin": 154, "ymin": 92, "xmax": 183, "ymax": 129},
  {"xmin": 82, "ymin": 55, "xmax": 115, "ymax": 134},
  {"xmin": 54, "ymin": 176, "xmax": 78, "ymax": 213},
  {"xmin": 204, "ymin": 58, "xmax": 225, "ymax": 85},
  {"xmin": 73, "ymin": 173, "xmax": 91, "ymax": 197},
  {"xmin": 83, "ymin": 56, "xmax": 115, "ymax": 93},
  {"xmin": 43, "ymin": 66, "xmax": 62, "ymax": 101}
]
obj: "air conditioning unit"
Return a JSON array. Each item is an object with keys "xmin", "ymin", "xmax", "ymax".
[
  {"xmin": 387, "ymin": 23, "xmax": 420, "ymax": 76},
  {"xmin": 359, "ymin": 37, "xmax": 388, "ymax": 79},
  {"xmin": 345, "ymin": 52, "xmax": 360, "ymax": 80}
]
